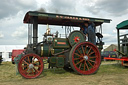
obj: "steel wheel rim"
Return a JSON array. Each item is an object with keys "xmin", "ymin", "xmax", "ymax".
[
  {"xmin": 18, "ymin": 53, "xmax": 43, "ymax": 78},
  {"xmin": 71, "ymin": 42, "xmax": 101, "ymax": 75}
]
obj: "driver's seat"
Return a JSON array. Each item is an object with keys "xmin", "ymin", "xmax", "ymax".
[{"xmin": 96, "ymin": 32, "xmax": 103, "ymax": 42}]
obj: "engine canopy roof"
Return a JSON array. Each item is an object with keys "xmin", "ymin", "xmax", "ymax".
[
  {"xmin": 24, "ymin": 11, "xmax": 111, "ymax": 27},
  {"xmin": 117, "ymin": 20, "xmax": 128, "ymax": 29}
]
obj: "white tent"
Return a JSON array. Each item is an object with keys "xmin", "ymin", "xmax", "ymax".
[{"xmin": 0, "ymin": 45, "xmax": 25, "ymax": 61}]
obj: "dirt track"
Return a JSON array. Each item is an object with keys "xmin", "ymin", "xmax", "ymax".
[
  {"xmin": 1, "ymin": 74, "xmax": 128, "ymax": 85},
  {"xmin": 0, "ymin": 61, "xmax": 128, "ymax": 85}
]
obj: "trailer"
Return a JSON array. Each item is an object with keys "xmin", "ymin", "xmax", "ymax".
[
  {"xmin": 11, "ymin": 49, "xmax": 25, "ymax": 64},
  {"xmin": 104, "ymin": 20, "xmax": 128, "ymax": 66},
  {"xmin": 14, "ymin": 11, "xmax": 111, "ymax": 78}
]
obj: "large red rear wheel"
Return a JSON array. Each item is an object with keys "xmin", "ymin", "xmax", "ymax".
[
  {"xmin": 69, "ymin": 42, "xmax": 101, "ymax": 75},
  {"xmin": 18, "ymin": 53, "xmax": 44, "ymax": 79}
]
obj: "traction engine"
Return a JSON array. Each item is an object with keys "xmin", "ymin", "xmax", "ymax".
[{"xmin": 15, "ymin": 11, "xmax": 111, "ymax": 78}]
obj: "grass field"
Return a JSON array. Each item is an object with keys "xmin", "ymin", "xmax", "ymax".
[{"xmin": 0, "ymin": 61, "xmax": 128, "ymax": 85}]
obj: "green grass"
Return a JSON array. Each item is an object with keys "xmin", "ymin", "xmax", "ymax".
[
  {"xmin": 0, "ymin": 61, "xmax": 128, "ymax": 85},
  {"xmin": 98, "ymin": 61, "xmax": 128, "ymax": 75}
]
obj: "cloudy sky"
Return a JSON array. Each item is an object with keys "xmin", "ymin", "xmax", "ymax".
[{"xmin": 0, "ymin": 0, "xmax": 128, "ymax": 45}]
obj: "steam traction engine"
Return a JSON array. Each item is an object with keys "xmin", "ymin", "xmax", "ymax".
[{"xmin": 16, "ymin": 11, "xmax": 111, "ymax": 78}]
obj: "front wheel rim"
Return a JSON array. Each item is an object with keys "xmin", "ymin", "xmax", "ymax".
[{"xmin": 18, "ymin": 53, "xmax": 44, "ymax": 79}]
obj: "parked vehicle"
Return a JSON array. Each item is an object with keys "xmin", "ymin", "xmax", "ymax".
[
  {"xmin": 12, "ymin": 49, "xmax": 24, "ymax": 64},
  {"xmin": 101, "ymin": 51, "xmax": 117, "ymax": 60}
]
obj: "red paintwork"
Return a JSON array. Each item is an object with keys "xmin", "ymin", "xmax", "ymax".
[
  {"xmin": 73, "ymin": 36, "xmax": 80, "ymax": 43},
  {"xmin": 12, "ymin": 49, "xmax": 25, "ymax": 62},
  {"xmin": 113, "ymin": 48, "xmax": 117, "ymax": 52},
  {"xmin": 57, "ymin": 42, "xmax": 66, "ymax": 45},
  {"xmin": 18, "ymin": 53, "xmax": 44, "ymax": 79},
  {"xmin": 104, "ymin": 57, "xmax": 128, "ymax": 66},
  {"xmin": 71, "ymin": 42, "xmax": 101, "ymax": 75},
  {"xmin": 104, "ymin": 57, "xmax": 128, "ymax": 61}
]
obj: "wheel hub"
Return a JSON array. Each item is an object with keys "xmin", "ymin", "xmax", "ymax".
[
  {"xmin": 29, "ymin": 64, "xmax": 34, "ymax": 69},
  {"xmin": 76, "ymin": 38, "xmax": 80, "ymax": 41},
  {"xmin": 73, "ymin": 36, "xmax": 80, "ymax": 43},
  {"xmin": 83, "ymin": 55, "xmax": 88, "ymax": 61}
]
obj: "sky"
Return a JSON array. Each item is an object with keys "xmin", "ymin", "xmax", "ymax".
[{"xmin": 0, "ymin": 0, "xmax": 128, "ymax": 45}]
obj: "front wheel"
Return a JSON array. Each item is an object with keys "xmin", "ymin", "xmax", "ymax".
[
  {"xmin": 18, "ymin": 53, "xmax": 44, "ymax": 79},
  {"xmin": 69, "ymin": 42, "xmax": 101, "ymax": 75}
]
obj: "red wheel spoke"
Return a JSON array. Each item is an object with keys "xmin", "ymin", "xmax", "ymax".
[
  {"xmin": 27, "ymin": 69, "xmax": 32, "ymax": 75},
  {"xmin": 84, "ymin": 62, "xmax": 85, "ymax": 71},
  {"xmin": 84, "ymin": 45, "xmax": 87, "ymax": 53},
  {"xmin": 88, "ymin": 52, "xmax": 95, "ymax": 56},
  {"xmin": 89, "ymin": 60, "xmax": 95, "ymax": 63},
  {"xmin": 74, "ymin": 58, "xmax": 80, "ymax": 60},
  {"xmin": 22, "ymin": 65, "xmax": 28, "ymax": 68},
  {"xmin": 87, "ymin": 61, "xmax": 93, "ymax": 67},
  {"xmin": 33, "ymin": 61, "xmax": 39, "ymax": 64},
  {"xmin": 27, "ymin": 69, "xmax": 34, "ymax": 75},
  {"xmin": 24, "ymin": 67, "xmax": 29, "ymax": 72},
  {"xmin": 75, "ymin": 59, "xmax": 84, "ymax": 66},
  {"xmin": 77, "ymin": 49, "xmax": 82, "ymax": 55},
  {"xmin": 87, "ymin": 47, "xmax": 92, "ymax": 55},
  {"xmin": 31, "ymin": 69, "xmax": 34, "ymax": 75},
  {"xmin": 32, "ymin": 56, "xmax": 36, "ymax": 63},
  {"xmin": 79, "ymin": 63, "xmax": 82, "ymax": 69},
  {"xmin": 74, "ymin": 53, "xmax": 81, "ymax": 57},
  {"xmin": 27, "ymin": 56, "xmax": 30, "ymax": 63},
  {"xmin": 81, "ymin": 45, "xmax": 85, "ymax": 55},
  {"xmin": 23, "ymin": 60, "xmax": 29, "ymax": 65},
  {"xmin": 33, "ymin": 67, "xmax": 39, "ymax": 73},
  {"xmin": 84, "ymin": 61, "xmax": 89, "ymax": 71}
]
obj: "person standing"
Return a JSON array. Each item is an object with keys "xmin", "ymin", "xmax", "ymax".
[
  {"xmin": 80, "ymin": 21, "xmax": 96, "ymax": 45},
  {"xmin": 80, "ymin": 21, "xmax": 89, "ymax": 37},
  {"xmin": 87, "ymin": 22, "xmax": 96, "ymax": 45}
]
